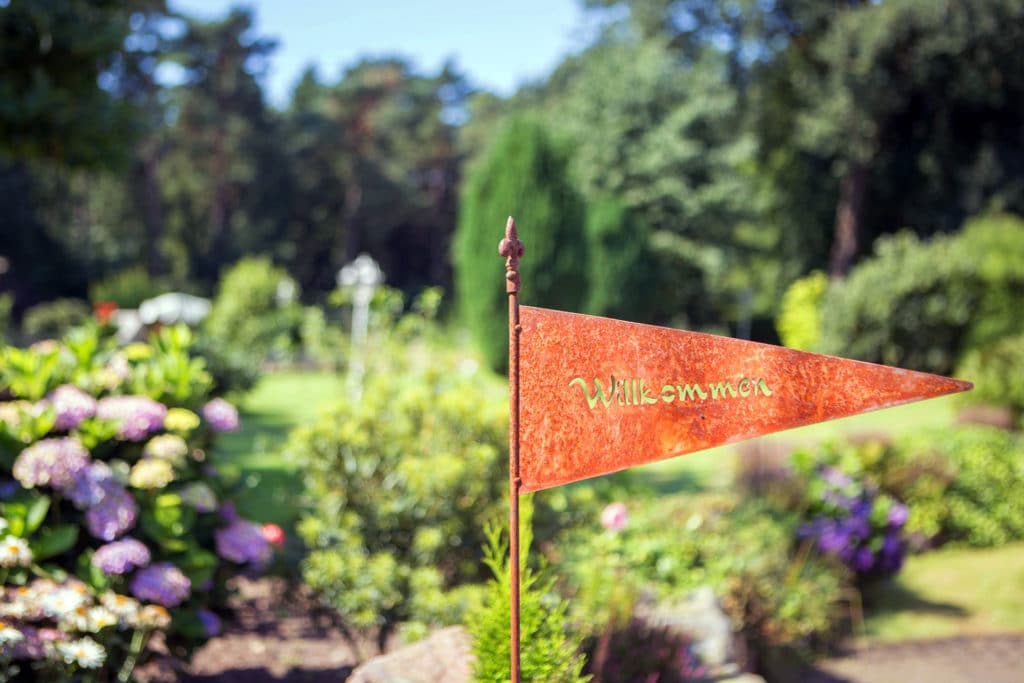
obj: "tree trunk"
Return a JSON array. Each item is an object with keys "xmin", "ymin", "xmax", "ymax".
[{"xmin": 829, "ymin": 161, "xmax": 868, "ymax": 278}]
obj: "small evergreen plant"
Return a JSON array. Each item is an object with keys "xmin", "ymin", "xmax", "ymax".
[{"xmin": 468, "ymin": 497, "xmax": 590, "ymax": 683}]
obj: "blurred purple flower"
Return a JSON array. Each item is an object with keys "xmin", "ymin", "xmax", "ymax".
[
  {"xmin": 197, "ymin": 608, "xmax": 222, "ymax": 637},
  {"xmin": 96, "ymin": 396, "xmax": 167, "ymax": 441},
  {"xmin": 816, "ymin": 522, "xmax": 850, "ymax": 554},
  {"xmin": 888, "ymin": 503, "xmax": 909, "ymax": 527},
  {"xmin": 879, "ymin": 533, "xmax": 905, "ymax": 573},
  {"xmin": 843, "ymin": 513, "xmax": 871, "ymax": 541},
  {"xmin": 600, "ymin": 502, "xmax": 628, "ymax": 532},
  {"xmin": 13, "ymin": 438, "xmax": 90, "ymax": 490},
  {"xmin": 820, "ymin": 466, "xmax": 853, "ymax": 488},
  {"xmin": 46, "ymin": 385, "xmax": 97, "ymax": 431},
  {"xmin": 853, "ymin": 546, "xmax": 875, "ymax": 572},
  {"xmin": 0, "ymin": 478, "xmax": 18, "ymax": 500},
  {"xmin": 92, "ymin": 537, "xmax": 151, "ymax": 575},
  {"xmin": 85, "ymin": 482, "xmax": 138, "ymax": 541},
  {"xmin": 66, "ymin": 461, "xmax": 114, "ymax": 508},
  {"xmin": 215, "ymin": 518, "xmax": 271, "ymax": 564},
  {"xmin": 202, "ymin": 398, "xmax": 239, "ymax": 432},
  {"xmin": 130, "ymin": 562, "xmax": 191, "ymax": 607}
]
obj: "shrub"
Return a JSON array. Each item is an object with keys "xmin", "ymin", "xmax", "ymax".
[
  {"xmin": 788, "ymin": 450, "xmax": 909, "ymax": 580},
  {"xmin": 293, "ymin": 327, "xmax": 508, "ymax": 635},
  {"xmin": 899, "ymin": 427, "xmax": 1024, "ymax": 547},
  {"xmin": 0, "ymin": 324, "xmax": 274, "ymax": 679},
  {"xmin": 294, "ymin": 295, "xmax": 617, "ymax": 638},
  {"xmin": 816, "ymin": 214, "xmax": 1024, "ymax": 374},
  {"xmin": 583, "ymin": 199, "xmax": 660, "ymax": 323},
  {"xmin": 784, "ymin": 430, "xmax": 1024, "ymax": 550},
  {"xmin": 203, "ymin": 256, "xmax": 304, "ymax": 367},
  {"xmin": 558, "ymin": 496, "xmax": 849, "ymax": 660},
  {"xmin": 453, "ymin": 116, "xmax": 587, "ymax": 372},
  {"xmin": 88, "ymin": 266, "xmax": 167, "ymax": 309},
  {"xmin": 21, "ymin": 299, "xmax": 92, "ymax": 342},
  {"xmin": 467, "ymin": 498, "xmax": 590, "ymax": 683},
  {"xmin": 775, "ymin": 271, "xmax": 827, "ymax": 351},
  {"xmin": 955, "ymin": 333, "xmax": 1024, "ymax": 424}
]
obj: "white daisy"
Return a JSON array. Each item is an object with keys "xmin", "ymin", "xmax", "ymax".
[
  {"xmin": 100, "ymin": 591, "xmax": 140, "ymax": 622},
  {"xmin": 87, "ymin": 606, "xmax": 118, "ymax": 631},
  {"xmin": 42, "ymin": 588, "xmax": 87, "ymax": 617},
  {"xmin": 57, "ymin": 637, "xmax": 106, "ymax": 669},
  {"xmin": 0, "ymin": 620, "xmax": 24, "ymax": 647},
  {"xmin": 0, "ymin": 535, "xmax": 33, "ymax": 567}
]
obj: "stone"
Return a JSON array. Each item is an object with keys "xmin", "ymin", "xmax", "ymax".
[{"xmin": 348, "ymin": 626, "xmax": 473, "ymax": 683}]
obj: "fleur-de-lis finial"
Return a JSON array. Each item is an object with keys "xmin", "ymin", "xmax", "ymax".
[{"xmin": 498, "ymin": 216, "xmax": 524, "ymax": 293}]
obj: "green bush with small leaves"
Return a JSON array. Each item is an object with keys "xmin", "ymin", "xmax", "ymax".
[
  {"xmin": 816, "ymin": 213, "xmax": 1024, "ymax": 374},
  {"xmin": 955, "ymin": 333, "xmax": 1024, "ymax": 424},
  {"xmin": 21, "ymin": 298, "xmax": 92, "ymax": 342},
  {"xmin": 775, "ymin": 271, "xmax": 827, "ymax": 351},
  {"xmin": 88, "ymin": 266, "xmax": 168, "ymax": 309}
]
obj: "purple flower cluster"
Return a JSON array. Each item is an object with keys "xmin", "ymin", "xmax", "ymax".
[
  {"xmin": 96, "ymin": 396, "xmax": 167, "ymax": 441},
  {"xmin": 46, "ymin": 385, "xmax": 97, "ymax": 431},
  {"xmin": 202, "ymin": 398, "xmax": 239, "ymax": 432},
  {"xmin": 12, "ymin": 438, "xmax": 90, "ymax": 490},
  {"xmin": 129, "ymin": 562, "xmax": 191, "ymax": 607},
  {"xmin": 61, "ymin": 461, "xmax": 138, "ymax": 541},
  {"xmin": 86, "ymin": 483, "xmax": 138, "ymax": 541},
  {"xmin": 215, "ymin": 518, "xmax": 271, "ymax": 565},
  {"xmin": 92, "ymin": 538, "xmax": 151, "ymax": 575},
  {"xmin": 800, "ymin": 466, "xmax": 908, "ymax": 576}
]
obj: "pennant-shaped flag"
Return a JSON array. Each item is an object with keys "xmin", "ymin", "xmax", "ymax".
[{"xmin": 518, "ymin": 306, "xmax": 972, "ymax": 492}]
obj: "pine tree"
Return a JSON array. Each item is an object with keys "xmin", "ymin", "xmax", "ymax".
[{"xmin": 453, "ymin": 117, "xmax": 586, "ymax": 371}]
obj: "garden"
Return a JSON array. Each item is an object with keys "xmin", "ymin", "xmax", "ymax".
[{"xmin": 4, "ymin": 1, "xmax": 1024, "ymax": 681}]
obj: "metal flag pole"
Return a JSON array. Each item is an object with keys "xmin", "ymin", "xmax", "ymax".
[{"xmin": 499, "ymin": 216, "xmax": 524, "ymax": 683}]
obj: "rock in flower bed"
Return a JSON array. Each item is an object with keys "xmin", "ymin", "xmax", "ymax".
[{"xmin": 0, "ymin": 324, "xmax": 276, "ymax": 680}]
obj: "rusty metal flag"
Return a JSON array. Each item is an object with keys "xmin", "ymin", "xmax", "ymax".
[{"xmin": 518, "ymin": 305, "xmax": 972, "ymax": 493}]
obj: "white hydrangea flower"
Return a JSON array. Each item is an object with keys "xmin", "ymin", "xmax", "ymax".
[
  {"xmin": 0, "ymin": 535, "xmax": 33, "ymax": 567},
  {"xmin": 57, "ymin": 636, "xmax": 106, "ymax": 669}
]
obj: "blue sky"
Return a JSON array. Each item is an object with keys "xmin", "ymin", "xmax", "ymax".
[{"xmin": 169, "ymin": 0, "xmax": 601, "ymax": 106}]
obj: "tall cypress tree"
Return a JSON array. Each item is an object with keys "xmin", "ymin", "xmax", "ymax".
[{"xmin": 453, "ymin": 117, "xmax": 586, "ymax": 372}]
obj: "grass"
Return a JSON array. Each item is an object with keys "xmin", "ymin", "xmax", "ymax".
[
  {"xmin": 863, "ymin": 542, "xmax": 1024, "ymax": 641},
  {"xmin": 213, "ymin": 371, "xmax": 347, "ymax": 531}
]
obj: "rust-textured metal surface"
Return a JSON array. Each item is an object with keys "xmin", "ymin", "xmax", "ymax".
[
  {"xmin": 519, "ymin": 306, "xmax": 972, "ymax": 493},
  {"xmin": 498, "ymin": 216, "xmax": 523, "ymax": 683}
]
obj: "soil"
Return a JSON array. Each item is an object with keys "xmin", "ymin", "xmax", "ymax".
[{"xmin": 143, "ymin": 578, "xmax": 1024, "ymax": 683}]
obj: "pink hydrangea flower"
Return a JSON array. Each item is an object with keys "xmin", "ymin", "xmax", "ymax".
[{"xmin": 202, "ymin": 398, "xmax": 239, "ymax": 432}]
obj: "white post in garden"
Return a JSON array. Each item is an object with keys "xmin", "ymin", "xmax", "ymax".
[{"xmin": 338, "ymin": 253, "xmax": 383, "ymax": 400}]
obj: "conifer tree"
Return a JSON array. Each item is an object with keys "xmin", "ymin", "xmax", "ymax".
[{"xmin": 453, "ymin": 117, "xmax": 586, "ymax": 371}]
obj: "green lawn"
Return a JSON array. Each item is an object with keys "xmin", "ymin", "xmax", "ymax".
[
  {"xmin": 863, "ymin": 543, "xmax": 1024, "ymax": 640},
  {"xmin": 213, "ymin": 371, "xmax": 347, "ymax": 530}
]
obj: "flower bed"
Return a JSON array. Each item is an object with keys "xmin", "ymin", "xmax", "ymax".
[{"xmin": 0, "ymin": 324, "xmax": 274, "ymax": 680}]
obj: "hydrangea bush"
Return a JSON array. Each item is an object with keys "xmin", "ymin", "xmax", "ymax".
[{"xmin": 0, "ymin": 324, "xmax": 272, "ymax": 680}]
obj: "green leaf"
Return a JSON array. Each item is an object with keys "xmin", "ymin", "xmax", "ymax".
[
  {"xmin": 29, "ymin": 524, "xmax": 78, "ymax": 560},
  {"xmin": 25, "ymin": 494, "xmax": 51, "ymax": 534}
]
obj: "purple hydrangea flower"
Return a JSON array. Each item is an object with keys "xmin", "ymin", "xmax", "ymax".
[
  {"xmin": 197, "ymin": 608, "xmax": 222, "ymax": 637},
  {"xmin": 820, "ymin": 466, "xmax": 853, "ymax": 489},
  {"xmin": 202, "ymin": 398, "xmax": 239, "ymax": 432},
  {"xmin": 45, "ymin": 385, "xmax": 97, "ymax": 431},
  {"xmin": 214, "ymin": 518, "xmax": 271, "ymax": 564},
  {"xmin": 66, "ymin": 461, "xmax": 114, "ymax": 509},
  {"xmin": 96, "ymin": 396, "xmax": 168, "ymax": 441},
  {"xmin": 92, "ymin": 537, "xmax": 151, "ymax": 575},
  {"xmin": 129, "ymin": 562, "xmax": 191, "ymax": 607},
  {"xmin": 85, "ymin": 482, "xmax": 138, "ymax": 541},
  {"xmin": 12, "ymin": 438, "xmax": 90, "ymax": 490},
  {"xmin": 888, "ymin": 502, "xmax": 909, "ymax": 527}
]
